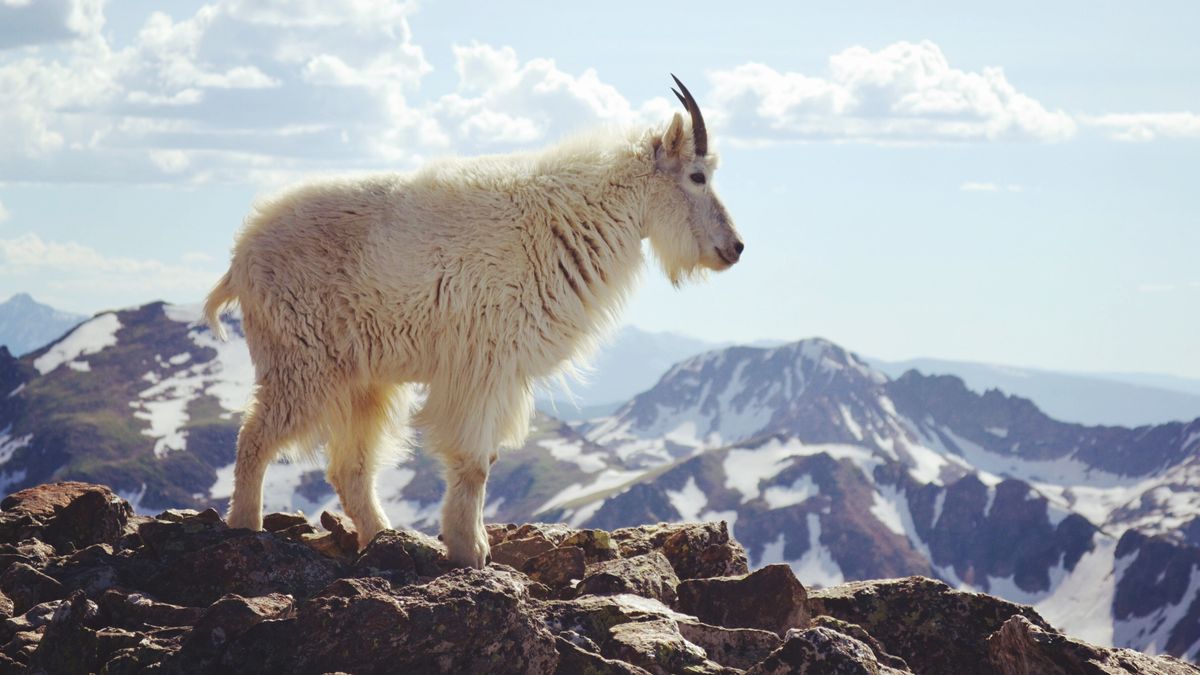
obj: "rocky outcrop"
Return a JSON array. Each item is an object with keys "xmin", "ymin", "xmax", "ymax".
[{"xmin": 0, "ymin": 482, "xmax": 1194, "ymax": 674}]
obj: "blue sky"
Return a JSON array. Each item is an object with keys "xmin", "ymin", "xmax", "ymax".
[{"xmin": 1, "ymin": 0, "xmax": 1197, "ymax": 376}]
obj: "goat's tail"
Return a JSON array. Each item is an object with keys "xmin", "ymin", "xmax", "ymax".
[{"xmin": 203, "ymin": 269, "xmax": 237, "ymax": 341}]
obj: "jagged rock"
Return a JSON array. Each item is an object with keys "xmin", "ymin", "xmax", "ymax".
[
  {"xmin": 561, "ymin": 529, "xmax": 621, "ymax": 564},
  {"xmin": 491, "ymin": 533, "xmax": 557, "ymax": 568},
  {"xmin": 222, "ymin": 567, "xmax": 559, "ymax": 674},
  {"xmin": 320, "ymin": 511, "xmax": 361, "ymax": 552},
  {"xmin": 356, "ymin": 528, "xmax": 447, "ymax": 579},
  {"xmin": 261, "ymin": 512, "xmax": 308, "ymax": 532},
  {"xmin": 163, "ymin": 593, "xmax": 293, "ymax": 673},
  {"xmin": 811, "ymin": 616, "xmax": 910, "ymax": 671},
  {"xmin": 99, "ymin": 589, "xmax": 204, "ymax": 629},
  {"xmin": 809, "ymin": 576, "xmax": 1052, "ymax": 675},
  {"xmin": 987, "ymin": 615, "xmax": 1200, "ymax": 675},
  {"xmin": 746, "ymin": 626, "xmax": 912, "ymax": 674},
  {"xmin": 102, "ymin": 633, "xmax": 180, "ymax": 675},
  {"xmin": 508, "ymin": 523, "xmax": 577, "ymax": 545},
  {"xmin": 611, "ymin": 523, "xmax": 749, "ymax": 580},
  {"xmin": 142, "ymin": 530, "xmax": 338, "ymax": 607},
  {"xmin": 677, "ymin": 619, "xmax": 782, "ymax": 670},
  {"xmin": 3, "ymin": 630, "xmax": 41, "ymax": 665},
  {"xmin": 576, "ymin": 551, "xmax": 680, "ymax": 605},
  {"xmin": 0, "ymin": 592, "xmax": 11, "ymax": 622},
  {"xmin": 42, "ymin": 543, "xmax": 134, "ymax": 599},
  {"xmin": 0, "ymin": 482, "xmax": 132, "ymax": 552},
  {"xmin": 0, "ymin": 540, "xmax": 55, "ymax": 575},
  {"xmin": 26, "ymin": 591, "xmax": 100, "ymax": 675},
  {"xmin": 95, "ymin": 627, "xmax": 144, "ymax": 667},
  {"xmin": 603, "ymin": 618, "xmax": 734, "ymax": 675},
  {"xmin": 523, "ymin": 546, "xmax": 586, "ymax": 591},
  {"xmin": 555, "ymin": 635, "xmax": 653, "ymax": 674},
  {"xmin": 0, "ymin": 562, "xmax": 65, "ymax": 614},
  {"xmin": 543, "ymin": 592, "xmax": 693, "ymax": 644},
  {"xmin": 676, "ymin": 564, "xmax": 810, "ymax": 636}
]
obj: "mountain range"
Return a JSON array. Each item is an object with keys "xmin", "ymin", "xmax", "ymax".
[
  {"xmin": 0, "ymin": 293, "xmax": 85, "ymax": 357},
  {"xmin": 1, "ymin": 299, "xmax": 1199, "ymax": 662}
]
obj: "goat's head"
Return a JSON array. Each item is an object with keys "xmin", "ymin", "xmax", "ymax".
[{"xmin": 644, "ymin": 75, "xmax": 743, "ymax": 286}]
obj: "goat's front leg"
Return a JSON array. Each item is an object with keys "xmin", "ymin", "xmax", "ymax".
[{"xmin": 440, "ymin": 452, "xmax": 491, "ymax": 568}]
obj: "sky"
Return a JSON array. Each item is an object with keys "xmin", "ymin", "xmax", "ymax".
[{"xmin": 0, "ymin": 0, "xmax": 1197, "ymax": 377}]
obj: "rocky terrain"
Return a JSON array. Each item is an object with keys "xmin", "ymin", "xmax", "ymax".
[{"xmin": 0, "ymin": 481, "xmax": 1195, "ymax": 675}]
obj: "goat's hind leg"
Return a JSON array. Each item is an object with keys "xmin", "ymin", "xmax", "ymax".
[
  {"xmin": 326, "ymin": 383, "xmax": 408, "ymax": 549},
  {"xmin": 227, "ymin": 381, "xmax": 324, "ymax": 531}
]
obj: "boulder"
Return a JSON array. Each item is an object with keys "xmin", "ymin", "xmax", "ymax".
[
  {"xmin": 575, "ymin": 551, "xmax": 680, "ymax": 605},
  {"xmin": 745, "ymin": 626, "xmax": 913, "ymax": 675},
  {"xmin": 675, "ymin": 564, "xmax": 810, "ymax": 636},
  {"xmin": 987, "ymin": 615, "xmax": 1200, "ymax": 675},
  {"xmin": 0, "ymin": 482, "xmax": 132, "ymax": 551}
]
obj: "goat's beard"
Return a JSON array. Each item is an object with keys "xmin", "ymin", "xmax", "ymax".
[{"xmin": 647, "ymin": 228, "xmax": 709, "ymax": 288}]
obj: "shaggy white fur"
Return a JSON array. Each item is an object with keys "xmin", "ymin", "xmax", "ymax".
[{"xmin": 205, "ymin": 92, "xmax": 743, "ymax": 567}]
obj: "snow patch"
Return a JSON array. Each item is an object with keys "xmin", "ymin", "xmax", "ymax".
[
  {"xmin": 33, "ymin": 313, "xmax": 121, "ymax": 374},
  {"xmin": 724, "ymin": 438, "xmax": 882, "ymax": 503},
  {"xmin": 665, "ymin": 476, "xmax": 707, "ymax": 521},
  {"xmin": 758, "ymin": 513, "xmax": 845, "ymax": 588},
  {"xmin": 763, "ymin": 474, "xmax": 819, "ymax": 509},
  {"xmin": 871, "ymin": 485, "xmax": 908, "ymax": 536},
  {"xmin": 538, "ymin": 437, "xmax": 607, "ymax": 474},
  {"xmin": 0, "ymin": 431, "xmax": 32, "ymax": 466}
]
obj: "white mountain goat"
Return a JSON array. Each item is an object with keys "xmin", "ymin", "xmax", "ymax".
[{"xmin": 204, "ymin": 76, "xmax": 743, "ymax": 567}]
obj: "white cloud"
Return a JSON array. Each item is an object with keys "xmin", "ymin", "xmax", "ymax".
[
  {"xmin": 0, "ymin": 0, "xmax": 104, "ymax": 48},
  {"xmin": 1081, "ymin": 113, "xmax": 1200, "ymax": 142},
  {"xmin": 960, "ymin": 182, "xmax": 1024, "ymax": 192},
  {"xmin": 0, "ymin": 199, "xmax": 9, "ymax": 222},
  {"xmin": 0, "ymin": 232, "xmax": 216, "ymax": 294},
  {"xmin": 710, "ymin": 41, "xmax": 1077, "ymax": 144}
]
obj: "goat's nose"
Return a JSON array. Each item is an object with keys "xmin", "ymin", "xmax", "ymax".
[{"xmin": 734, "ymin": 241, "xmax": 745, "ymax": 255}]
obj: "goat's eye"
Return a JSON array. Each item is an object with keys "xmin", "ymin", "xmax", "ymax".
[{"xmin": 689, "ymin": 172, "xmax": 706, "ymax": 185}]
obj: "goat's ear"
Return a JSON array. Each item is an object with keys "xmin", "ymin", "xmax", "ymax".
[{"xmin": 655, "ymin": 112, "xmax": 687, "ymax": 168}]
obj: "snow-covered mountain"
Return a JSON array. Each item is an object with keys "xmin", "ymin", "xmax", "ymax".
[
  {"xmin": 559, "ymin": 340, "xmax": 1200, "ymax": 661},
  {"xmin": 2, "ymin": 301, "xmax": 1199, "ymax": 661},
  {"xmin": 0, "ymin": 293, "xmax": 86, "ymax": 357}
]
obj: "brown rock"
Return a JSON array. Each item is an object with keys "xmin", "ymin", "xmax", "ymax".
[
  {"xmin": 355, "ymin": 528, "xmax": 446, "ymax": 579},
  {"xmin": 491, "ymin": 533, "xmax": 556, "ymax": 568},
  {"xmin": 677, "ymin": 619, "xmax": 782, "ymax": 670},
  {"xmin": 575, "ymin": 552, "xmax": 680, "ymax": 605},
  {"xmin": 0, "ymin": 592, "xmax": 10, "ymax": 622},
  {"xmin": 523, "ymin": 546, "xmax": 586, "ymax": 590},
  {"xmin": 320, "ymin": 511, "xmax": 361, "ymax": 553},
  {"xmin": 745, "ymin": 626, "xmax": 912, "ymax": 675},
  {"xmin": 602, "ymin": 618, "xmax": 732, "ymax": 675},
  {"xmin": 561, "ymin": 529, "xmax": 621, "ymax": 564},
  {"xmin": 143, "ymin": 531, "xmax": 338, "ymax": 607},
  {"xmin": 987, "ymin": 614, "xmax": 1200, "ymax": 675},
  {"xmin": 510, "ymin": 523, "xmax": 576, "ymax": 545},
  {"xmin": 27, "ymin": 590, "xmax": 101, "ymax": 675},
  {"xmin": 222, "ymin": 567, "xmax": 559, "ymax": 674},
  {"xmin": 611, "ymin": 522, "xmax": 749, "ymax": 580},
  {"xmin": 262, "ymin": 512, "xmax": 309, "ymax": 532},
  {"xmin": 555, "ymin": 634, "xmax": 653, "ymax": 674},
  {"xmin": 675, "ymin": 564, "xmax": 810, "ymax": 636},
  {"xmin": 0, "ymin": 482, "xmax": 132, "ymax": 552},
  {"xmin": 809, "ymin": 576, "xmax": 1052, "ymax": 675},
  {"xmin": 165, "ymin": 593, "xmax": 294, "ymax": 671},
  {"xmin": 99, "ymin": 589, "xmax": 204, "ymax": 629},
  {"xmin": 3, "ymin": 630, "xmax": 42, "ymax": 664},
  {"xmin": 811, "ymin": 616, "xmax": 910, "ymax": 671},
  {"xmin": 0, "ymin": 562, "xmax": 65, "ymax": 614},
  {"xmin": 542, "ymin": 593, "xmax": 692, "ymax": 647}
]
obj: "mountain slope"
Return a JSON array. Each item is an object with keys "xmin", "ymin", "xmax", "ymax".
[
  {"xmin": 870, "ymin": 356, "xmax": 1200, "ymax": 427},
  {"xmin": 0, "ymin": 293, "xmax": 86, "ymax": 357}
]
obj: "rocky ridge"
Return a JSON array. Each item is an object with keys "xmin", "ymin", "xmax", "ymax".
[{"xmin": 0, "ymin": 482, "xmax": 1195, "ymax": 675}]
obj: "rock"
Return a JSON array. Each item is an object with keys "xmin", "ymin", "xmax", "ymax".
[
  {"xmin": 508, "ymin": 523, "xmax": 577, "ymax": 545},
  {"xmin": 676, "ymin": 564, "xmax": 810, "ymax": 636},
  {"xmin": 575, "ymin": 552, "xmax": 680, "ymax": 605},
  {"xmin": 26, "ymin": 591, "xmax": 101, "ymax": 675},
  {"xmin": 560, "ymin": 529, "xmax": 621, "ymax": 564},
  {"xmin": 602, "ymin": 618, "xmax": 732, "ymax": 675},
  {"xmin": 987, "ymin": 614, "xmax": 1200, "ymax": 675},
  {"xmin": 3, "ymin": 630, "xmax": 41, "ymax": 664},
  {"xmin": 677, "ymin": 620, "xmax": 782, "ymax": 670},
  {"xmin": 102, "ymin": 633, "xmax": 180, "ymax": 675},
  {"xmin": 490, "ymin": 533, "xmax": 557, "ymax": 568},
  {"xmin": 745, "ymin": 627, "xmax": 912, "ymax": 675},
  {"xmin": 262, "ymin": 512, "xmax": 308, "ymax": 532},
  {"xmin": 163, "ymin": 593, "xmax": 293, "ymax": 672},
  {"xmin": 611, "ymin": 523, "xmax": 749, "ymax": 580},
  {"xmin": 809, "ymin": 576, "xmax": 1052, "ymax": 675},
  {"xmin": 356, "ymin": 528, "xmax": 447, "ymax": 579},
  {"xmin": 523, "ymin": 546, "xmax": 586, "ymax": 590},
  {"xmin": 0, "ymin": 562, "xmax": 65, "ymax": 614},
  {"xmin": 95, "ymin": 627, "xmax": 144, "ymax": 666},
  {"xmin": 320, "ymin": 511, "xmax": 361, "ymax": 553},
  {"xmin": 222, "ymin": 567, "xmax": 559, "ymax": 674},
  {"xmin": 143, "ymin": 531, "xmax": 338, "ymax": 607},
  {"xmin": 5, "ymin": 598, "xmax": 67, "ymax": 635},
  {"xmin": 0, "ymin": 540, "xmax": 56, "ymax": 575},
  {"xmin": 99, "ymin": 589, "xmax": 204, "ymax": 629},
  {"xmin": 543, "ymin": 593, "xmax": 693, "ymax": 645},
  {"xmin": 811, "ymin": 616, "xmax": 910, "ymax": 671},
  {"xmin": 0, "ymin": 592, "xmax": 10, "ymax": 622},
  {"xmin": 0, "ymin": 483, "xmax": 132, "ymax": 552},
  {"xmin": 555, "ymin": 635, "xmax": 653, "ymax": 674}
]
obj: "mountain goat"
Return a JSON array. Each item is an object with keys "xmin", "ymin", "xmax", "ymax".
[{"xmin": 204, "ymin": 76, "xmax": 743, "ymax": 567}]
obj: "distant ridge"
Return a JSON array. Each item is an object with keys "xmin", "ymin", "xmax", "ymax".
[{"xmin": 0, "ymin": 293, "xmax": 86, "ymax": 356}]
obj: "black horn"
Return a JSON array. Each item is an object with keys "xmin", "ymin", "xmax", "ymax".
[{"xmin": 670, "ymin": 74, "xmax": 708, "ymax": 156}]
